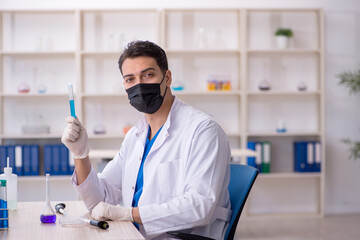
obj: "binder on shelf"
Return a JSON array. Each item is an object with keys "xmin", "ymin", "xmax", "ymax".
[
  {"xmin": 262, "ymin": 141, "xmax": 271, "ymax": 173},
  {"xmin": 247, "ymin": 141, "xmax": 257, "ymax": 168},
  {"xmin": 22, "ymin": 145, "xmax": 31, "ymax": 176},
  {"xmin": 31, "ymin": 145, "xmax": 39, "ymax": 176},
  {"xmin": 44, "ymin": 145, "xmax": 52, "ymax": 175},
  {"xmin": 294, "ymin": 142, "xmax": 307, "ymax": 172},
  {"xmin": 314, "ymin": 142, "xmax": 321, "ymax": 172},
  {"xmin": 255, "ymin": 142, "xmax": 262, "ymax": 172},
  {"xmin": 69, "ymin": 150, "xmax": 75, "ymax": 174},
  {"xmin": 52, "ymin": 145, "xmax": 61, "ymax": 175},
  {"xmin": 60, "ymin": 144, "xmax": 69, "ymax": 175},
  {"xmin": 6, "ymin": 146, "xmax": 18, "ymax": 175},
  {"xmin": 15, "ymin": 145, "xmax": 23, "ymax": 176},
  {"xmin": 307, "ymin": 142, "xmax": 314, "ymax": 172},
  {"xmin": 0, "ymin": 146, "xmax": 6, "ymax": 174}
]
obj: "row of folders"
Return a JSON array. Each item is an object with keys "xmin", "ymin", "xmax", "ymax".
[
  {"xmin": 246, "ymin": 141, "xmax": 322, "ymax": 173},
  {"xmin": 0, "ymin": 144, "xmax": 74, "ymax": 176}
]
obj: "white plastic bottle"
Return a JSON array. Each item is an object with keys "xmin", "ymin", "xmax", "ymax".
[{"xmin": 0, "ymin": 157, "xmax": 17, "ymax": 210}]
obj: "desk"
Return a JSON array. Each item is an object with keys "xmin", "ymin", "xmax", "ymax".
[{"xmin": 0, "ymin": 201, "xmax": 144, "ymax": 240}]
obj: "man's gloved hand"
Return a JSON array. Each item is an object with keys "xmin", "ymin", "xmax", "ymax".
[
  {"xmin": 61, "ymin": 116, "xmax": 90, "ymax": 159},
  {"xmin": 91, "ymin": 202, "xmax": 133, "ymax": 222}
]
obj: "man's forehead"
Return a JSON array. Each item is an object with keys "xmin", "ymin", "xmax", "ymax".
[{"xmin": 122, "ymin": 56, "xmax": 158, "ymax": 73}]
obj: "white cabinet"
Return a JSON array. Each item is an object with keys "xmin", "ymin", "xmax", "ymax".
[
  {"xmin": 0, "ymin": 8, "xmax": 325, "ymax": 217},
  {"xmin": 244, "ymin": 9, "xmax": 325, "ymax": 217}
]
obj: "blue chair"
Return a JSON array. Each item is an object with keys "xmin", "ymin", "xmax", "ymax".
[{"xmin": 167, "ymin": 163, "xmax": 259, "ymax": 240}]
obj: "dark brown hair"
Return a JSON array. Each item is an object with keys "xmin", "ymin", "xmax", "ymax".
[{"xmin": 118, "ymin": 40, "xmax": 168, "ymax": 75}]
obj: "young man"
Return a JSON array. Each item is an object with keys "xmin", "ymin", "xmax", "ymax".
[{"xmin": 61, "ymin": 40, "xmax": 231, "ymax": 239}]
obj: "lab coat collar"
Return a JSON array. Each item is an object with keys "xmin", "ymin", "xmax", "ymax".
[{"xmin": 134, "ymin": 96, "xmax": 179, "ymax": 143}]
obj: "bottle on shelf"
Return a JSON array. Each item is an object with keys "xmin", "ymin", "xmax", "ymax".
[
  {"xmin": 259, "ymin": 62, "xmax": 271, "ymax": 91},
  {"xmin": 93, "ymin": 104, "xmax": 106, "ymax": 135},
  {"xmin": 17, "ymin": 63, "xmax": 30, "ymax": 94},
  {"xmin": 35, "ymin": 68, "xmax": 47, "ymax": 94},
  {"xmin": 276, "ymin": 118, "xmax": 287, "ymax": 133},
  {"xmin": 195, "ymin": 27, "xmax": 208, "ymax": 49},
  {"xmin": 0, "ymin": 157, "xmax": 17, "ymax": 210}
]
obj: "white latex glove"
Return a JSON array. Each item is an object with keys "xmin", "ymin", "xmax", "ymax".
[
  {"xmin": 61, "ymin": 116, "xmax": 90, "ymax": 159},
  {"xmin": 91, "ymin": 202, "xmax": 133, "ymax": 222}
]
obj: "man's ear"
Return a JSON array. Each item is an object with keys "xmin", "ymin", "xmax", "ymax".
[{"xmin": 165, "ymin": 70, "xmax": 172, "ymax": 86}]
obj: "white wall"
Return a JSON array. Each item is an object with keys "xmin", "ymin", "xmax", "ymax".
[{"xmin": 1, "ymin": 0, "xmax": 360, "ymax": 215}]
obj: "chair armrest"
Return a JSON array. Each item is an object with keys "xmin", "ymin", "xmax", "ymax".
[{"xmin": 167, "ymin": 231, "xmax": 214, "ymax": 240}]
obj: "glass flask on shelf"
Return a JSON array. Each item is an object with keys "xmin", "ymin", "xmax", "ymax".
[
  {"xmin": 93, "ymin": 104, "xmax": 106, "ymax": 135},
  {"xmin": 195, "ymin": 27, "xmax": 208, "ymax": 49},
  {"xmin": 258, "ymin": 62, "xmax": 271, "ymax": 91},
  {"xmin": 17, "ymin": 63, "xmax": 30, "ymax": 94},
  {"xmin": 35, "ymin": 68, "xmax": 47, "ymax": 94},
  {"xmin": 40, "ymin": 174, "xmax": 56, "ymax": 223}
]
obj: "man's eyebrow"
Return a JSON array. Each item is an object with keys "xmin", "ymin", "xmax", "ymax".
[{"xmin": 123, "ymin": 67, "xmax": 156, "ymax": 78}]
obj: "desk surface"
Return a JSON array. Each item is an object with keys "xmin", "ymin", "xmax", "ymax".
[{"xmin": 0, "ymin": 201, "xmax": 144, "ymax": 240}]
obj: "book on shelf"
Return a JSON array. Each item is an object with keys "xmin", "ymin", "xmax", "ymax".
[
  {"xmin": 247, "ymin": 141, "xmax": 271, "ymax": 173},
  {"xmin": 0, "ymin": 145, "xmax": 39, "ymax": 176},
  {"xmin": 44, "ymin": 144, "xmax": 74, "ymax": 176},
  {"xmin": 294, "ymin": 141, "xmax": 321, "ymax": 173}
]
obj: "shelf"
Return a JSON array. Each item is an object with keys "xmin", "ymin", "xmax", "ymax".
[
  {"xmin": 258, "ymin": 172, "xmax": 321, "ymax": 179},
  {"xmin": 1, "ymin": 134, "xmax": 62, "ymax": 139},
  {"xmin": 82, "ymin": 93, "xmax": 127, "ymax": 98},
  {"xmin": 18, "ymin": 175, "xmax": 71, "ymax": 181},
  {"xmin": 1, "ymin": 93, "xmax": 68, "ymax": 98},
  {"xmin": 247, "ymin": 131, "xmax": 321, "ymax": 137},
  {"xmin": 247, "ymin": 91, "xmax": 320, "ymax": 96},
  {"xmin": 166, "ymin": 49, "xmax": 240, "ymax": 54},
  {"xmin": 81, "ymin": 51, "xmax": 121, "ymax": 56},
  {"xmin": 88, "ymin": 134, "xmax": 125, "ymax": 139},
  {"xmin": 174, "ymin": 90, "xmax": 240, "ymax": 96},
  {"xmin": 247, "ymin": 49, "xmax": 320, "ymax": 54},
  {"xmin": 1, "ymin": 51, "xmax": 75, "ymax": 56}
]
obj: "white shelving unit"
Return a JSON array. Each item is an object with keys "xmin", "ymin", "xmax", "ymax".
[{"xmin": 0, "ymin": 8, "xmax": 325, "ymax": 217}]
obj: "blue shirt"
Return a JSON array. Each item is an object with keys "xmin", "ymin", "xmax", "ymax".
[{"xmin": 132, "ymin": 125, "xmax": 163, "ymax": 208}]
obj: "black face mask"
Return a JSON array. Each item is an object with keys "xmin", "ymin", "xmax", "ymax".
[{"xmin": 126, "ymin": 75, "xmax": 167, "ymax": 114}]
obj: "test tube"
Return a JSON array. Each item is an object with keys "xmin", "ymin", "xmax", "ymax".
[{"xmin": 68, "ymin": 84, "xmax": 76, "ymax": 118}]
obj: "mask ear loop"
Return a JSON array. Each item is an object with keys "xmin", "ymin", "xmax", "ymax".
[{"xmin": 160, "ymin": 72, "xmax": 168, "ymax": 98}]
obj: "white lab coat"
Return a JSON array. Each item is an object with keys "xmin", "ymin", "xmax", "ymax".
[{"xmin": 71, "ymin": 97, "xmax": 231, "ymax": 239}]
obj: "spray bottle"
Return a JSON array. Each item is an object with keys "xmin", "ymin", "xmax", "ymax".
[{"xmin": 0, "ymin": 157, "xmax": 17, "ymax": 210}]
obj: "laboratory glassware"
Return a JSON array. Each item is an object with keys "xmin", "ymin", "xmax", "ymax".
[
  {"xmin": 40, "ymin": 174, "xmax": 56, "ymax": 223},
  {"xmin": 0, "ymin": 157, "xmax": 17, "ymax": 210},
  {"xmin": 68, "ymin": 84, "xmax": 76, "ymax": 118},
  {"xmin": 0, "ymin": 180, "xmax": 8, "ymax": 230}
]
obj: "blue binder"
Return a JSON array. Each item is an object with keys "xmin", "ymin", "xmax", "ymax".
[
  {"xmin": 52, "ymin": 145, "xmax": 60, "ymax": 175},
  {"xmin": 44, "ymin": 145, "xmax": 52, "ymax": 175},
  {"xmin": 294, "ymin": 142, "xmax": 308, "ymax": 172},
  {"xmin": 22, "ymin": 145, "xmax": 31, "ymax": 176},
  {"xmin": 247, "ymin": 141, "xmax": 257, "ymax": 168},
  {"xmin": 30, "ymin": 145, "xmax": 39, "ymax": 176},
  {"xmin": 60, "ymin": 145, "xmax": 69, "ymax": 175},
  {"xmin": 0, "ymin": 146, "xmax": 6, "ymax": 174}
]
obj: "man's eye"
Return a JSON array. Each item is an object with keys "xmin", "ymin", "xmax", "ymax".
[
  {"xmin": 125, "ymin": 78, "xmax": 133, "ymax": 83},
  {"xmin": 144, "ymin": 73, "xmax": 153, "ymax": 78}
]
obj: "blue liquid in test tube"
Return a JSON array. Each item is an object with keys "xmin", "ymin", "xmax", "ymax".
[{"xmin": 68, "ymin": 84, "xmax": 76, "ymax": 118}]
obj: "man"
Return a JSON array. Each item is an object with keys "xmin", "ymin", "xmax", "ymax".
[{"xmin": 61, "ymin": 40, "xmax": 231, "ymax": 239}]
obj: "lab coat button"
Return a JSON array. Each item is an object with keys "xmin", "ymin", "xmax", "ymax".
[
  {"xmin": 132, "ymin": 186, "xmax": 135, "ymax": 190},
  {"xmin": 165, "ymin": 133, "xmax": 169, "ymax": 137}
]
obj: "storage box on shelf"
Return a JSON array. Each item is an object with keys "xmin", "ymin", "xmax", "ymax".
[{"xmin": 243, "ymin": 9, "xmax": 325, "ymax": 217}]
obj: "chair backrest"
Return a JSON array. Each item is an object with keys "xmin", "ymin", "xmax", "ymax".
[{"xmin": 225, "ymin": 164, "xmax": 259, "ymax": 240}]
